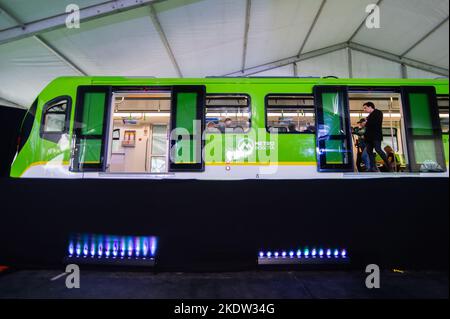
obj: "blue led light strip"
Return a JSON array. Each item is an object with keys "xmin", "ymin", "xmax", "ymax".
[
  {"xmin": 258, "ymin": 247, "xmax": 348, "ymax": 265},
  {"xmin": 67, "ymin": 234, "xmax": 157, "ymax": 261}
]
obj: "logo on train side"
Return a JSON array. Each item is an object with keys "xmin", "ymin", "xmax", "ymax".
[{"xmin": 237, "ymin": 138, "xmax": 255, "ymax": 154}]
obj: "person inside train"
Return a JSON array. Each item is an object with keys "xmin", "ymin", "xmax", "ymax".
[
  {"xmin": 206, "ymin": 121, "xmax": 220, "ymax": 133},
  {"xmin": 363, "ymin": 102, "xmax": 392, "ymax": 172},
  {"xmin": 221, "ymin": 118, "xmax": 233, "ymax": 133},
  {"xmin": 302, "ymin": 122, "xmax": 316, "ymax": 133},
  {"xmin": 383, "ymin": 145, "xmax": 399, "ymax": 172},
  {"xmin": 288, "ymin": 123, "xmax": 299, "ymax": 133},
  {"xmin": 353, "ymin": 118, "xmax": 370, "ymax": 172}
]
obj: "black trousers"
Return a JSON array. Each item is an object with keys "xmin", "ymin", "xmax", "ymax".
[{"xmin": 366, "ymin": 140, "xmax": 390, "ymax": 171}]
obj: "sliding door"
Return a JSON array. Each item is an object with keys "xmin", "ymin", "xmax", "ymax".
[{"xmin": 71, "ymin": 86, "xmax": 111, "ymax": 172}]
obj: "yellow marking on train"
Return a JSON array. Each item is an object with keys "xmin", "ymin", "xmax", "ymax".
[
  {"xmin": 205, "ymin": 162, "xmax": 316, "ymax": 166},
  {"xmin": 20, "ymin": 161, "xmax": 70, "ymax": 177}
]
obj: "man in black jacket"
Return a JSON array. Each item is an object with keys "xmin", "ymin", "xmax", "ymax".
[{"xmin": 363, "ymin": 102, "xmax": 391, "ymax": 172}]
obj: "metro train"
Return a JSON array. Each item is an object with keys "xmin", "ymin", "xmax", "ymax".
[{"xmin": 10, "ymin": 77, "xmax": 449, "ymax": 179}]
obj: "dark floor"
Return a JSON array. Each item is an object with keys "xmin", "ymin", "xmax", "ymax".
[{"xmin": 0, "ymin": 269, "xmax": 447, "ymax": 299}]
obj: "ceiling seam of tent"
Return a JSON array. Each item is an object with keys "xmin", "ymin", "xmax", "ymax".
[
  {"xmin": 297, "ymin": 0, "xmax": 327, "ymax": 57},
  {"xmin": 348, "ymin": 42, "xmax": 449, "ymax": 77},
  {"xmin": 400, "ymin": 16, "xmax": 450, "ymax": 58},
  {"xmin": 224, "ymin": 42, "xmax": 348, "ymax": 77},
  {"xmin": 348, "ymin": 0, "xmax": 384, "ymax": 43},
  {"xmin": 241, "ymin": 0, "xmax": 252, "ymax": 74},
  {"xmin": 223, "ymin": 40, "xmax": 449, "ymax": 78},
  {"xmin": 0, "ymin": 4, "xmax": 87, "ymax": 76},
  {"xmin": 32, "ymin": 36, "xmax": 88, "ymax": 76},
  {"xmin": 0, "ymin": 3, "xmax": 87, "ymax": 76},
  {"xmin": 148, "ymin": 4, "xmax": 183, "ymax": 78},
  {"xmin": 0, "ymin": 5, "xmax": 25, "ymax": 29},
  {"xmin": 0, "ymin": 0, "xmax": 164, "ymax": 46}
]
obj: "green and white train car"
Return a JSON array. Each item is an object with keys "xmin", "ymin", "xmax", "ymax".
[{"xmin": 11, "ymin": 77, "xmax": 449, "ymax": 180}]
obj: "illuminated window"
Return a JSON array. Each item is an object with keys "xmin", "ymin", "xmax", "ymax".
[
  {"xmin": 205, "ymin": 95, "xmax": 250, "ymax": 134},
  {"xmin": 266, "ymin": 95, "xmax": 315, "ymax": 134}
]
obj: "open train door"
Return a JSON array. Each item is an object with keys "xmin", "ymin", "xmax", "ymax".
[
  {"xmin": 401, "ymin": 86, "xmax": 446, "ymax": 172},
  {"xmin": 169, "ymin": 86, "xmax": 206, "ymax": 172},
  {"xmin": 314, "ymin": 86, "xmax": 354, "ymax": 172}
]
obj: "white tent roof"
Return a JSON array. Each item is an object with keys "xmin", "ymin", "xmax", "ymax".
[{"xmin": 0, "ymin": 0, "xmax": 448, "ymax": 108}]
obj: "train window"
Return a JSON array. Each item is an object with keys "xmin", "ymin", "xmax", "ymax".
[
  {"xmin": 40, "ymin": 97, "xmax": 71, "ymax": 143},
  {"xmin": 205, "ymin": 95, "xmax": 250, "ymax": 133},
  {"xmin": 266, "ymin": 95, "xmax": 315, "ymax": 134}
]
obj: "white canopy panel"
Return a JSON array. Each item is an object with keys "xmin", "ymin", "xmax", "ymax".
[
  {"xmin": 405, "ymin": 20, "xmax": 449, "ymax": 69},
  {"xmin": 406, "ymin": 66, "xmax": 445, "ymax": 79},
  {"xmin": 351, "ymin": 50, "xmax": 402, "ymax": 78},
  {"xmin": 297, "ymin": 49, "xmax": 349, "ymax": 78},
  {"xmin": 154, "ymin": 0, "xmax": 246, "ymax": 77},
  {"xmin": 40, "ymin": 7, "xmax": 179, "ymax": 77},
  {"xmin": 354, "ymin": 0, "xmax": 449, "ymax": 63},
  {"xmin": 302, "ymin": 0, "xmax": 374, "ymax": 53},
  {"xmin": 0, "ymin": 37, "xmax": 78, "ymax": 106},
  {"xmin": 252, "ymin": 64, "xmax": 294, "ymax": 77},
  {"xmin": 245, "ymin": 0, "xmax": 321, "ymax": 68}
]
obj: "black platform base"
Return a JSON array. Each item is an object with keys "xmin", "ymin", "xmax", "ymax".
[{"xmin": 0, "ymin": 177, "xmax": 448, "ymax": 271}]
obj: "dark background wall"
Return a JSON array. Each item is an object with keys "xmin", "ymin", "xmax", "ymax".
[
  {"xmin": 0, "ymin": 177, "xmax": 448, "ymax": 271},
  {"xmin": 0, "ymin": 106, "xmax": 26, "ymax": 177},
  {"xmin": 0, "ymin": 105, "xmax": 448, "ymax": 271}
]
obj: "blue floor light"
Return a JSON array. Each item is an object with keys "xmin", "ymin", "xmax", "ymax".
[
  {"xmin": 258, "ymin": 245, "xmax": 349, "ymax": 265},
  {"xmin": 66, "ymin": 233, "xmax": 158, "ymax": 267}
]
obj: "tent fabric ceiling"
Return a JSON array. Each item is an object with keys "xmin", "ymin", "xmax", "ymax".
[
  {"xmin": 0, "ymin": 0, "xmax": 448, "ymax": 108},
  {"xmin": 301, "ymin": 0, "xmax": 375, "ymax": 53},
  {"xmin": 41, "ymin": 7, "xmax": 179, "ymax": 77},
  {"xmin": 354, "ymin": 0, "xmax": 449, "ymax": 67},
  {"xmin": 245, "ymin": 0, "xmax": 322, "ymax": 68},
  {"xmin": 154, "ymin": 0, "xmax": 247, "ymax": 77}
]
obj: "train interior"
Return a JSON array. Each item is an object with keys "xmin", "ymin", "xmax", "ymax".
[
  {"xmin": 107, "ymin": 92, "xmax": 171, "ymax": 174},
  {"xmin": 105, "ymin": 90, "xmax": 449, "ymax": 175},
  {"xmin": 348, "ymin": 92, "xmax": 407, "ymax": 172},
  {"xmin": 266, "ymin": 95, "xmax": 316, "ymax": 133}
]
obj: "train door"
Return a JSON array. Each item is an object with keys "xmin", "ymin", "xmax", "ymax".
[
  {"xmin": 169, "ymin": 86, "xmax": 206, "ymax": 172},
  {"xmin": 313, "ymin": 86, "xmax": 354, "ymax": 172},
  {"xmin": 348, "ymin": 90, "xmax": 407, "ymax": 173},
  {"xmin": 401, "ymin": 86, "xmax": 446, "ymax": 172},
  {"xmin": 71, "ymin": 86, "xmax": 112, "ymax": 172},
  {"xmin": 107, "ymin": 90, "xmax": 171, "ymax": 174}
]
